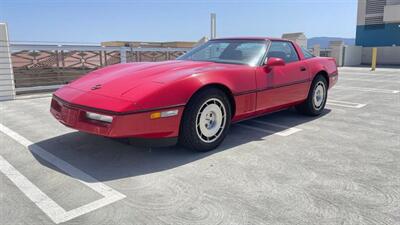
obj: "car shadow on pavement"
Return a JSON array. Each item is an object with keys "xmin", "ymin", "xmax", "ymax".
[{"xmin": 32, "ymin": 108, "xmax": 331, "ymax": 182}]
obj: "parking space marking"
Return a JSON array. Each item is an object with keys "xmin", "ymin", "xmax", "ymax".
[
  {"xmin": 339, "ymin": 71, "xmax": 400, "ymax": 77},
  {"xmin": 327, "ymin": 100, "xmax": 367, "ymax": 109},
  {"xmin": 0, "ymin": 123, "xmax": 126, "ymax": 224},
  {"xmin": 334, "ymin": 86, "xmax": 400, "ymax": 94},
  {"xmin": 339, "ymin": 77, "xmax": 400, "ymax": 83},
  {"xmin": 238, "ymin": 120, "xmax": 302, "ymax": 136},
  {"xmin": 16, "ymin": 93, "xmax": 52, "ymax": 100},
  {"xmin": 0, "ymin": 155, "xmax": 66, "ymax": 217}
]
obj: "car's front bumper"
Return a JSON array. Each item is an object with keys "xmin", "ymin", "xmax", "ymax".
[{"xmin": 50, "ymin": 96, "xmax": 184, "ymax": 140}]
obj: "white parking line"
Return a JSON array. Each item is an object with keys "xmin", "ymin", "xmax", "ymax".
[
  {"xmin": 16, "ymin": 93, "xmax": 53, "ymax": 100},
  {"xmin": 327, "ymin": 100, "xmax": 367, "ymax": 109},
  {"xmin": 339, "ymin": 77, "xmax": 400, "ymax": 83},
  {"xmin": 334, "ymin": 86, "xmax": 400, "ymax": 94},
  {"xmin": 238, "ymin": 120, "xmax": 302, "ymax": 136},
  {"xmin": 339, "ymin": 71, "xmax": 400, "ymax": 77},
  {"xmin": 0, "ymin": 155, "xmax": 66, "ymax": 217},
  {"xmin": 0, "ymin": 123, "xmax": 126, "ymax": 224}
]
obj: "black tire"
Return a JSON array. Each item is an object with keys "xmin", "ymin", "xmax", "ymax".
[
  {"xmin": 179, "ymin": 88, "xmax": 232, "ymax": 152},
  {"xmin": 295, "ymin": 75, "xmax": 328, "ymax": 116}
]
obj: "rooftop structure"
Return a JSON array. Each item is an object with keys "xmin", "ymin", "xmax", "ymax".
[{"xmin": 356, "ymin": 0, "xmax": 400, "ymax": 47}]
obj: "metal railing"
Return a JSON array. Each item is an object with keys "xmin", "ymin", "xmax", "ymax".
[
  {"xmin": 10, "ymin": 44, "xmax": 191, "ymax": 91},
  {"xmin": 308, "ymin": 47, "xmax": 332, "ymax": 57},
  {"xmin": 319, "ymin": 48, "xmax": 332, "ymax": 57}
]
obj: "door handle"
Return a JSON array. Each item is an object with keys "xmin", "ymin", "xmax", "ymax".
[{"xmin": 300, "ymin": 67, "xmax": 307, "ymax": 71}]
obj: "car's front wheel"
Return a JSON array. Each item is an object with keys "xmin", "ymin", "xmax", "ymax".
[{"xmin": 179, "ymin": 88, "xmax": 231, "ymax": 152}]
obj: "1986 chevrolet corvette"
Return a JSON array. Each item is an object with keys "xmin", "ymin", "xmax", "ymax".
[{"xmin": 51, "ymin": 37, "xmax": 338, "ymax": 151}]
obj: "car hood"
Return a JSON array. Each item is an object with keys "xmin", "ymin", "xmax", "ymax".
[{"xmin": 67, "ymin": 60, "xmax": 219, "ymax": 99}]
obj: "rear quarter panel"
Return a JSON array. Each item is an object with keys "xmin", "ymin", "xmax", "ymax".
[
  {"xmin": 291, "ymin": 41, "xmax": 338, "ymax": 88},
  {"xmin": 304, "ymin": 57, "xmax": 338, "ymax": 88}
]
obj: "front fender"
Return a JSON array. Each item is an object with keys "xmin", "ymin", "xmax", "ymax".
[{"xmin": 122, "ymin": 68, "xmax": 256, "ymax": 112}]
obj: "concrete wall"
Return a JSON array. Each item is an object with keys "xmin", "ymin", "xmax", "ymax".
[
  {"xmin": 362, "ymin": 46, "xmax": 400, "ymax": 65},
  {"xmin": 384, "ymin": 4, "xmax": 400, "ymax": 23},
  {"xmin": 0, "ymin": 23, "xmax": 15, "ymax": 101},
  {"xmin": 357, "ymin": 0, "xmax": 367, "ymax": 26},
  {"xmin": 321, "ymin": 38, "xmax": 400, "ymax": 66},
  {"xmin": 343, "ymin": 46, "xmax": 363, "ymax": 66}
]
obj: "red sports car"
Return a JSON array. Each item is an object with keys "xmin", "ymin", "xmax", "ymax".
[{"xmin": 51, "ymin": 37, "xmax": 338, "ymax": 151}]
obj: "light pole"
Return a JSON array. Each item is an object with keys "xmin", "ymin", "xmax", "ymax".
[{"xmin": 210, "ymin": 13, "xmax": 216, "ymax": 39}]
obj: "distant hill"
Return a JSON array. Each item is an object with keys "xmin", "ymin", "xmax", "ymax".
[{"xmin": 308, "ymin": 37, "xmax": 355, "ymax": 48}]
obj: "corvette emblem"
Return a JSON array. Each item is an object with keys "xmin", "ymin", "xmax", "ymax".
[{"xmin": 91, "ymin": 84, "xmax": 102, "ymax": 90}]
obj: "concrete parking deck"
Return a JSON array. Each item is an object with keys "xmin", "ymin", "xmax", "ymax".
[{"xmin": 0, "ymin": 67, "xmax": 399, "ymax": 225}]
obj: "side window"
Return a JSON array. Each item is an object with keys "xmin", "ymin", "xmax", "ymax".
[
  {"xmin": 301, "ymin": 47, "xmax": 315, "ymax": 59},
  {"xmin": 232, "ymin": 42, "xmax": 266, "ymax": 65},
  {"xmin": 267, "ymin": 41, "xmax": 299, "ymax": 63}
]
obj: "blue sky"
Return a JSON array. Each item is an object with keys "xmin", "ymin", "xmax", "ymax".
[{"xmin": 0, "ymin": 0, "xmax": 358, "ymax": 44}]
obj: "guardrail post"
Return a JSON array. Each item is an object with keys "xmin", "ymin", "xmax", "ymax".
[
  {"xmin": 371, "ymin": 47, "xmax": 377, "ymax": 71},
  {"xmin": 0, "ymin": 23, "xmax": 16, "ymax": 101},
  {"xmin": 120, "ymin": 47, "xmax": 127, "ymax": 63}
]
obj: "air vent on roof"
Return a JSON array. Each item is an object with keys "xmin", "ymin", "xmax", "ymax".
[
  {"xmin": 366, "ymin": 0, "xmax": 386, "ymax": 14},
  {"xmin": 365, "ymin": 16, "xmax": 385, "ymax": 25}
]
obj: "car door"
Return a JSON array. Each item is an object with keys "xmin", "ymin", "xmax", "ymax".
[{"xmin": 255, "ymin": 41, "xmax": 310, "ymax": 111}]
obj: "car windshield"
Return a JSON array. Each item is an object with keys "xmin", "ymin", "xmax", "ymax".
[{"xmin": 178, "ymin": 40, "xmax": 267, "ymax": 66}]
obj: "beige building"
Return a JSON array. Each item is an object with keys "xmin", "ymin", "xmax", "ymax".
[{"xmin": 281, "ymin": 32, "xmax": 307, "ymax": 48}]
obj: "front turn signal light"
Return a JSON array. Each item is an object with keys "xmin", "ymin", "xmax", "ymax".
[
  {"xmin": 150, "ymin": 112, "xmax": 161, "ymax": 119},
  {"xmin": 150, "ymin": 110, "xmax": 178, "ymax": 119}
]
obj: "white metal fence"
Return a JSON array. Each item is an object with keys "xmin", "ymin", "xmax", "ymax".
[
  {"xmin": 8, "ymin": 43, "xmax": 191, "ymax": 95},
  {"xmin": 0, "ymin": 22, "xmax": 193, "ymax": 99}
]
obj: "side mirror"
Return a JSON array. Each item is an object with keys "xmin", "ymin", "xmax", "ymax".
[{"xmin": 264, "ymin": 57, "xmax": 285, "ymax": 67}]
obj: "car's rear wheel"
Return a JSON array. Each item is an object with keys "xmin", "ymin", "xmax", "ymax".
[
  {"xmin": 295, "ymin": 75, "xmax": 328, "ymax": 116},
  {"xmin": 179, "ymin": 88, "xmax": 231, "ymax": 152}
]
